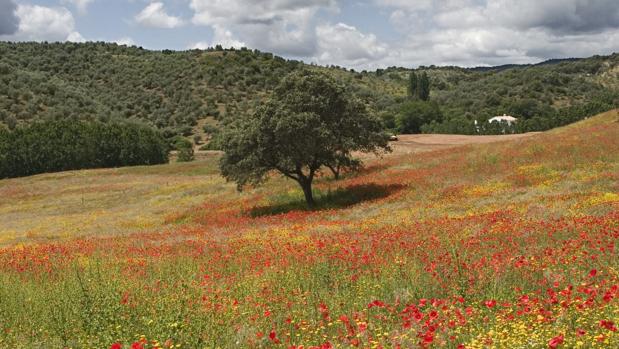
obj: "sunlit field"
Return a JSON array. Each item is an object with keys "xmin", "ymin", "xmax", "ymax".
[{"xmin": 1, "ymin": 110, "xmax": 618, "ymax": 348}]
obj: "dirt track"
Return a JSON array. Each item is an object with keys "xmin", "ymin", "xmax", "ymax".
[
  {"xmin": 186, "ymin": 132, "xmax": 541, "ymax": 161},
  {"xmin": 388, "ymin": 133, "xmax": 540, "ymax": 155}
]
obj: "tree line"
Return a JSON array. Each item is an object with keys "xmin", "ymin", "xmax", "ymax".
[
  {"xmin": 420, "ymin": 90, "xmax": 618, "ymax": 134},
  {"xmin": 0, "ymin": 120, "xmax": 168, "ymax": 179}
]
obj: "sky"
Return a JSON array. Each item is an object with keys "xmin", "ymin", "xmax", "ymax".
[{"xmin": 1, "ymin": 0, "xmax": 618, "ymax": 70}]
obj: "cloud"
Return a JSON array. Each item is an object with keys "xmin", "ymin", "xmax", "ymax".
[
  {"xmin": 190, "ymin": 0, "xmax": 336, "ymax": 56},
  {"xmin": 115, "ymin": 37, "xmax": 135, "ymax": 46},
  {"xmin": 372, "ymin": 0, "xmax": 619, "ymax": 67},
  {"xmin": 135, "ymin": 2, "xmax": 184, "ymax": 29},
  {"xmin": 0, "ymin": 0, "xmax": 19, "ymax": 35},
  {"xmin": 190, "ymin": 25, "xmax": 246, "ymax": 50},
  {"xmin": 2, "ymin": 4, "xmax": 83, "ymax": 42},
  {"xmin": 62, "ymin": 0, "xmax": 95, "ymax": 14},
  {"xmin": 486, "ymin": 0, "xmax": 619, "ymax": 34},
  {"xmin": 315, "ymin": 23, "xmax": 388, "ymax": 68}
]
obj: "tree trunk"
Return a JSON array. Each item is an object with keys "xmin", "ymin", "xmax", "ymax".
[
  {"xmin": 299, "ymin": 180, "xmax": 315, "ymax": 208},
  {"xmin": 327, "ymin": 164, "xmax": 340, "ymax": 180}
]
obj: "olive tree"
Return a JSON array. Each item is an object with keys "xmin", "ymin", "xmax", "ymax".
[{"xmin": 219, "ymin": 70, "xmax": 390, "ymax": 207}]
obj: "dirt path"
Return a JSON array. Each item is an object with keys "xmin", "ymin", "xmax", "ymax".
[{"xmin": 388, "ymin": 132, "xmax": 540, "ymax": 155}]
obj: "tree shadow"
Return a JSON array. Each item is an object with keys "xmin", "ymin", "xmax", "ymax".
[{"xmin": 249, "ymin": 183, "xmax": 405, "ymax": 217}]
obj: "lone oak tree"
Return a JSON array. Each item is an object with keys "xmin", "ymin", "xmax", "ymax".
[{"xmin": 219, "ymin": 70, "xmax": 390, "ymax": 207}]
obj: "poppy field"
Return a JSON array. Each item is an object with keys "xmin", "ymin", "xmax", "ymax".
[{"xmin": 0, "ymin": 110, "xmax": 618, "ymax": 348}]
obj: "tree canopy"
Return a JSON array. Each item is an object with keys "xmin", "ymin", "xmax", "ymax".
[
  {"xmin": 219, "ymin": 70, "xmax": 390, "ymax": 207},
  {"xmin": 396, "ymin": 100, "xmax": 443, "ymax": 134},
  {"xmin": 0, "ymin": 119, "xmax": 168, "ymax": 179}
]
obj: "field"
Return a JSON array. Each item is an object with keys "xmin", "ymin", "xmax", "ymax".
[{"xmin": 0, "ymin": 110, "xmax": 618, "ymax": 348}]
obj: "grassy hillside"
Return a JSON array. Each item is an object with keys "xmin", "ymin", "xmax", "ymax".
[
  {"xmin": 1, "ymin": 42, "xmax": 617, "ymax": 139},
  {"xmin": 0, "ymin": 109, "xmax": 617, "ymax": 348}
]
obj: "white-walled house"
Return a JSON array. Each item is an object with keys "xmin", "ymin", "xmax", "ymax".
[{"xmin": 489, "ymin": 114, "xmax": 518, "ymax": 125}]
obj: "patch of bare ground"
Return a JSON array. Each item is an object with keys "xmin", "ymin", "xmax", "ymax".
[{"xmin": 387, "ymin": 132, "xmax": 541, "ymax": 155}]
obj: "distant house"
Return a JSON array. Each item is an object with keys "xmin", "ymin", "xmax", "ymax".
[{"xmin": 489, "ymin": 114, "xmax": 517, "ymax": 125}]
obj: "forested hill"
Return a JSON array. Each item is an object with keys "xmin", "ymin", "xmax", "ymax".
[{"xmin": 1, "ymin": 42, "xmax": 617, "ymax": 139}]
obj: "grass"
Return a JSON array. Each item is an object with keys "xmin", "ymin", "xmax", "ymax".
[
  {"xmin": 0, "ymin": 110, "xmax": 618, "ymax": 348},
  {"xmin": 0, "ymin": 159, "xmax": 230, "ymax": 245}
]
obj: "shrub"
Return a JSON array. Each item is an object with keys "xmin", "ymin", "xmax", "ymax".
[
  {"xmin": 175, "ymin": 138, "xmax": 194, "ymax": 162},
  {"xmin": 396, "ymin": 101, "xmax": 443, "ymax": 134},
  {"xmin": 0, "ymin": 120, "xmax": 168, "ymax": 179}
]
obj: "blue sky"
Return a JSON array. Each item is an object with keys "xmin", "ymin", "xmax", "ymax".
[{"xmin": 1, "ymin": 0, "xmax": 618, "ymax": 69}]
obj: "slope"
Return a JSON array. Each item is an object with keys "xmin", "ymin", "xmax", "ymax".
[
  {"xmin": 1, "ymin": 42, "xmax": 617, "ymax": 139},
  {"xmin": 0, "ymin": 109, "xmax": 617, "ymax": 348}
]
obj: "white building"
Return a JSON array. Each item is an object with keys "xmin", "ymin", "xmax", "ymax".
[{"xmin": 488, "ymin": 114, "xmax": 517, "ymax": 125}]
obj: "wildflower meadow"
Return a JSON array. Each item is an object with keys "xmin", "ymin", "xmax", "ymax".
[{"xmin": 0, "ymin": 110, "xmax": 618, "ymax": 348}]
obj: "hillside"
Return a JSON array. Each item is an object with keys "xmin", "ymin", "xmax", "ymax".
[
  {"xmin": 0, "ymin": 42, "xmax": 398, "ymax": 139},
  {"xmin": 1, "ymin": 42, "xmax": 617, "ymax": 140},
  {"xmin": 0, "ymin": 109, "xmax": 617, "ymax": 348},
  {"xmin": 379, "ymin": 55, "xmax": 619, "ymax": 131}
]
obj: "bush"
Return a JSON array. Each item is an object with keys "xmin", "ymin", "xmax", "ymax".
[
  {"xmin": 175, "ymin": 138, "xmax": 194, "ymax": 162},
  {"xmin": 396, "ymin": 100, "xmax": 443, "ymax": 134},
  {"xmin": 0, "ymin": 120, "xmax": 168, "ymax": 179}
]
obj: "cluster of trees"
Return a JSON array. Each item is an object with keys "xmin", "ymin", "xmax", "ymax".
[
  {"xmin": 380, "ymin": 71, "xmax": 443, "ymax": 134},
  {"xmin": 407, "ymin": 71, "xmax": 430, "ymax": 101},
  {"xmin": 375, "ymin": 54, "xmax": 618, "ymax": 134},
  {"xmin": 422, "ymin": 90, "xmax": 618, "ymax": 134},
  {"xmin": 0, "ymin": 120, "xmax": 168, "ymax": 179}
]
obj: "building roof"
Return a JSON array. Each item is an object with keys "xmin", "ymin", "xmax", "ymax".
[{"xmin": 489, "ymin": 114, "xmax": 517, "ymax": 123}]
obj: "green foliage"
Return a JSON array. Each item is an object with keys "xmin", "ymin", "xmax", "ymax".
[
  {"xmin": 421, "ymin": 117, "xmax": 477, "ymax": 135},
  {"xmin": 389, "ymin": 55, "xmax": 618, "ymax": 133},
  {"xmin": 423, "ymin": 90, "xmax": 619, "ymax": 135},
  {"xmin": 0, "ymin": 42, "xmax": 304, "ymax": 136},
  {"xmin": 407, "ymin": 71, "xmax": 417, "ymax": 98},
  {"xmin": 202, "ymin": 124, "xmax": 219, "ymax": 135},
  {"xmin": 219, "ymin": 70, "xmax": 390, "ymax": 207},
  {"xmin": 0, "ymin": 42, "xmax": 617, "ymax": 137},
  {"xmin": 406, "ymin": 71, "xmax": 430, "ymax": 101},
  {"xmin": 0, "ymin": 120, "xmax": 168, "ymax": 179},
  {"xmin": 175, "ymin": 138, "xmax": 194, "ymax": 162},
  {"xmin": 418, "ymin": 72, "xmax": 430, "ymax": 101},
  {"xmin": 396, "ymin": 101, "xmax": 443, "ymax": 134}
]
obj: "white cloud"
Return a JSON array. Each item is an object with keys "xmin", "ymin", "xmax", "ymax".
[
  {"xmin": 4, "ymin": 4, "xmax": 83, "ymax": 42},
  {"xmin": 190, "ymin": 25, "xmax": 247, "ymax": 50},
  {"xmin": 62, "ymin": 0, "xmax": 95, "ymax": 14},
  {"xmin": 67, "ymin": 31, "xmax": 85, "ymax": 42},
  {"xmin": 115, "ymin": 37, "xmax": 135, "ymax": 46},
  {"xmin": 135, "ymin": 2, "xmax": 184, "ymax": 29},
  {"xmin": 190, "ymin": 0, "xmax": 336, "ymax": 56},
  {"xmin": 315, "ymin": 23, "xmax": 388, "ymax": 68}
]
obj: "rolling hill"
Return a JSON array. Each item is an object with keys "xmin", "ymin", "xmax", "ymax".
[{"xmin": 1, "ymin": 42, "xmax": 617, "ymax": 140}]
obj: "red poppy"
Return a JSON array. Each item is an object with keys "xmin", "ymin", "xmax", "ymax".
[
  {"xmin": 589, "ymin": 269, "xmax": 597, "ymax": 277},
  {"xmin": 269, "ymin": 330, "xmax": 281, "ymax": 343},
  {"xmin": 548, "ymin": 334, "xmax": 564, "ymax": 348},
  {"xmin": 600, "ymin": 320, "xmax": 617, "ymax": 331},
  {"xmin": 368, "ymin": 300, "xmax": 385, "ymax": 308},
  {"xmin": 110, "ymin": 344, "xmax": 122, "ymax": 349},
  {"xmin": 131, "ymin": 342, "xmax": 144, "ymax": 349},
  {"xmin": 484, "ymin": 300, "xmax": 497, "ymax": 308},
  {"xmin": 422, "ymin": 331, "xmax": 434, "ymax": 344}
]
